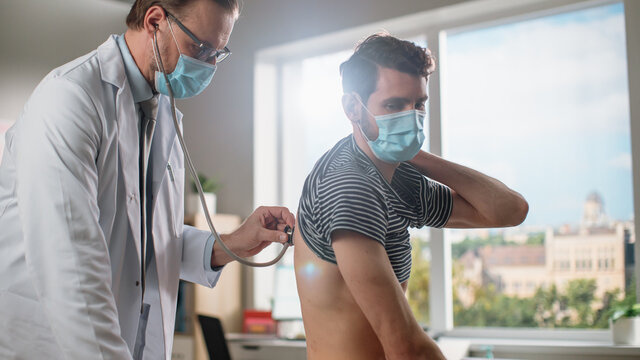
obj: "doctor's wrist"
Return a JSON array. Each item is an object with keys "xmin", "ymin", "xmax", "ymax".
[{"xmin": 211, "ymin": 234, "xmax": 234, "ymax": 268}]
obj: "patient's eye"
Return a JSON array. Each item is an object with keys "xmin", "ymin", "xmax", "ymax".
[{"xmin": 384, "ymin": 102, "xmax": 401, "ymax": 111}]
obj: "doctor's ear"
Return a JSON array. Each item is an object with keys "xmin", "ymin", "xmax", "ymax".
[
  {"xmin": 342, "ymin": 93, "xmax": 362, "ymax": 124},
  {"xmin": 143, "ymin": 5, "xmax": 166, "ymax": 34}
]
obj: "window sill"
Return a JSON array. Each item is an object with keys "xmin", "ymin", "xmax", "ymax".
[{"xmin": 438, "ymin": 336, "xmax": 640, "ymax": 357}]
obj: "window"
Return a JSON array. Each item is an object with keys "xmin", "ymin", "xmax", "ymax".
[
  {"xmin": 253, "ymin": 49, "xmax": 352, "ymax": 312},
  {"xmin": 254, "ymin": 0, "xmax": 638, "ymax": 340},
  {"xmin": 443, "ymin": 3, "xmax": 635, "ymax": 329}
]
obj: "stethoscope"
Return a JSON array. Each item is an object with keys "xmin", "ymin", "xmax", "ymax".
[{"xmin": 152, "ymin": 25, "xmax": 293, "ymax": 267}]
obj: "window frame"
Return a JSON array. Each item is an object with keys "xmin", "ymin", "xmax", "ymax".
[{"xmin": 252, "ymin": 0, "xmax": 639, "ymax": 342}]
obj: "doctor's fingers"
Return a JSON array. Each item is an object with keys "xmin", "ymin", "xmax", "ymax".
[
  {"xmin": 257, "ymin": 228, "xmax": 290, "ymax": 245},
  {"xmin": 256, "ymin": 206, "xmax": 296, "ymax": 228}
]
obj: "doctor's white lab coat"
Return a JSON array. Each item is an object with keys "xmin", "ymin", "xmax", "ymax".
[{"xmin": 0, "ymin": 35, "xmax": 221, "ymax": 359}]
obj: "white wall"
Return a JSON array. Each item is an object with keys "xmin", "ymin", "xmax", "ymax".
[{"xmin": 0, "ymin": 0, "xmax": 130, "ymax": 120}]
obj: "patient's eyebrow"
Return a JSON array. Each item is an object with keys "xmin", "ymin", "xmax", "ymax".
[
  {"xmin": 383, "ymin": 97, "xmax": 411, "ymax": 105},
  {"xmin": 382, "ymin": 96, "xmax": 429, "ymax": 105}
]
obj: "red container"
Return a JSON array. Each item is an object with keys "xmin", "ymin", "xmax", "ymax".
[{"xmin": 242, "ymin": 310, "xmax": 276, "ymax": 334}]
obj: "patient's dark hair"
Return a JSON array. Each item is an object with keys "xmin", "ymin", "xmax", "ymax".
[
  {"xmin": 340, "ymin": 33, "xmax": 436, "ymax": 103},
  {"xmin": 126, "ymin": 0, "xmax": 239, "ymax": 30}
]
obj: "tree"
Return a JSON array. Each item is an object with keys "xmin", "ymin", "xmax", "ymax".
[
  {"xmin": 408, "ymin": 237, "xmax": 430, "ymax": 325},
  {"xmin": 451, "ymin": 235, "xmax": 509, "ymax": 259},
  {"xmin": 526, "ymin": 232, "xmax": 545, "ymax": 245},
  {"xmin": 565, "ymin": 279, "xmax": 597, "ymax": 327}
]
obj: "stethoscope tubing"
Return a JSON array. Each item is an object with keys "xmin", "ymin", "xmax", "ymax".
[{"xmin": 153, "ymin": 28, "xmax": 290, "ymax": 267}]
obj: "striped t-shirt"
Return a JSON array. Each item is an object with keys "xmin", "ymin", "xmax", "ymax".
[{"xmin": 297, "ymin": 135, "xmax": 453, "ymax": 283}]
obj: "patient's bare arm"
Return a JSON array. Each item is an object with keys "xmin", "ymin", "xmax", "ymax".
[
  {"xmin": 332, "ymin": 229, "xmax": 445, "ymax": 360},
  {"xmin": 408, "ymin": 150, "xmax": 528, "ymax": 228}
]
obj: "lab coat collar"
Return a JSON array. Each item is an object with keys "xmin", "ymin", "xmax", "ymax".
[
  {"xmin": 97, "ymin": 35, "xmax": 127, "ymax": 90},
  {"xmin": 116, "ymin": 34, "xmax": 154, "ymax": 104}
]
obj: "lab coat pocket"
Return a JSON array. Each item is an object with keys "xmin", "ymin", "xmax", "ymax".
[{"xmin": 0, "ymin": 291, "xmax": 61, "ymax": 359}]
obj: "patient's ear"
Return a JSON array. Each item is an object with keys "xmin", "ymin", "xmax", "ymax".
[{"xmin": 342, "ymin": 93, "xmax": 362, "ymax": 124}]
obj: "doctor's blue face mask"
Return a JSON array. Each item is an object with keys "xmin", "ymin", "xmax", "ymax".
[
  {"xmin": 356, "ymin": 95, "xmax": 426, "ymax": 163},
  {"xmin": 153, "ymin": 17, "xmax": 216, "ymax": 99}
]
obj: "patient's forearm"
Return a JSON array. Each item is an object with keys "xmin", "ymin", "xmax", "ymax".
[{"xmin": 409, "ymin": 150, "xmax": 528, "ymax": 227}]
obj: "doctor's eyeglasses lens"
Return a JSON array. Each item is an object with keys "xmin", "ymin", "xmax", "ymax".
[{"xmin": 166, "ymin": 12, "xmax": 231, "ymax": 64}]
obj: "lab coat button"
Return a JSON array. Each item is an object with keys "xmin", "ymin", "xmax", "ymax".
[{"xmin": 135, "ymin": 281, "xmax": 140, "ymax": 286}]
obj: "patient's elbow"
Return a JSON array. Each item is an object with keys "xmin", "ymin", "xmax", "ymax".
[
  {"xmin": 489, "ymin": 194, "xmax": 528, "ymax": 228},
  {"xmin": 507, "ymin": 196, "xmax": 529, "ymax": 227}
]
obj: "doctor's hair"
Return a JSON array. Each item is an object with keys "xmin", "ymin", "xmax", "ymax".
[
  {"xmin": 126, "ymin": 0, "xmax": 239, "ymax": 30},
  {"xmin": 340, "ymin": 32, "xmax": 436, "ymax": 104}
]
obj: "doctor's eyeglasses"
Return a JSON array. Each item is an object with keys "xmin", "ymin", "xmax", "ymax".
[{"xmin": 166, "ymin": 12, "xmax": 231, "ymax": 64}]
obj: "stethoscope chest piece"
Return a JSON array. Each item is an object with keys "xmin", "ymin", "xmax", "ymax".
[{"xmin": 284, "ymin": 225, "xmax": 294, "ymax": 246}]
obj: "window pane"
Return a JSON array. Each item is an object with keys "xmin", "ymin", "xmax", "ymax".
[
  {"xmin": 281, "ymin": 50, "xmax": 353, "ymax": 212},
  {"xmin": 409, "ymin": 227, "xmax": 432, "ymax": 325},
  {"xmin": 442, "ymin": 3, "xmax": 635, "ymax": 328}
]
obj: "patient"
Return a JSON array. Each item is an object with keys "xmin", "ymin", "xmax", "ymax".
[{"xmin": 294, "ymin": 33, "xmax": 529, "ymax": 360}]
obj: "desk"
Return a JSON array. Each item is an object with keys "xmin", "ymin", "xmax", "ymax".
[{"xmin": 226, "ymin": 334, "xmax": 306, "ymax": 360}]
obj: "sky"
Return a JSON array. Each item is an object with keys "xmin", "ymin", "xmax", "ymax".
[
  {"xmin": 282, "ymin": 3, "xmax": 633, "ymax": 230},
  {"xmin": 442, "ymin": 3, "xmax": 632, "ymax": 227}
]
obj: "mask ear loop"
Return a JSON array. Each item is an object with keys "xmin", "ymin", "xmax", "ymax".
[
  {"xmin": 353, "ymin": 93, "xmax": 375, "ymax": 142},
  {"xmin": 165, "ymin": 16, "xmax": 183, "ymax": 55}
]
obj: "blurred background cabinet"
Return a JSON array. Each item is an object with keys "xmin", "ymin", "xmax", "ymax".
[{"xmin": 193, "ymin": 213, "xmax": 243, "ymax": 360}]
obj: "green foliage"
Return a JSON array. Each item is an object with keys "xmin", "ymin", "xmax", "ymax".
[
  {"xmin": 191, "ymin": 173, "xmax": 219, "ymax": 194},
  {"xmin": 452, "ymin": 276, "xmax": 637, "ymax": 329},
  {"xmin": 454, "ymin": 282, "xmax": 538, "ymax": 327},
  {"xmin": 566, "ymin": 279, "xmax": 598, "ymax": 327},
  {"xmin": 452, "ymin": 233, "xmax": 546, "ymax": 260},
  {"xmin": 451, "ymin": 235, "xmax": 509, "ymax": 259},
  {"xmin": 611, "ymin": 303, "xmax": 640, "ymax": 322},
  {"xmin": 408, "ymin": 237, "xmax": 430, "ymax": 325},
  {"xmin": 526, "ymin": 232, "xmax": 545, "ymax": 245}
]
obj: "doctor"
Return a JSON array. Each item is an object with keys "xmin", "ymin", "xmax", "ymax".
[{"xmin": 0, "ymin": 0, "xmax": 294, "ymax": 359}]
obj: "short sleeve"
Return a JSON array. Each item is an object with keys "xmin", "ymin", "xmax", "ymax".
[
  {"xmin": 393, "ymin": 163, "xmax": 452, "ymax": 228},
  {"xmin": 419, "ymin": 178, "xmax": 453, "ymax": 228},
  {"xmin": 319, "ymin": 174, "xmax": 388, "ymax": 246}
]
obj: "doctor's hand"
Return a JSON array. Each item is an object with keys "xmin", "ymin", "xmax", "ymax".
[{"xmin": 211, "ymin": 206, "xmax": 296, "ymax": 267}]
